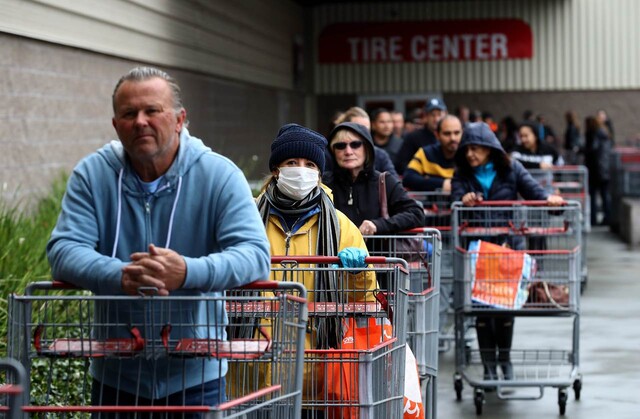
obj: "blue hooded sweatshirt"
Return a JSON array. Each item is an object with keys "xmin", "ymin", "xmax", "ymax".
[{"xmin": 47, "ymin": 128, "xmax": 271, "ymax": 399}]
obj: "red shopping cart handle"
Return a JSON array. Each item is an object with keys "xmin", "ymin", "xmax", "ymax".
[
  {"xmin": 458, "ymin": 200, "xmax": 568, "ymax": 207},
  {"xmin": 271, "ymin": 256, "xmax": 389, "ymax": 264}
]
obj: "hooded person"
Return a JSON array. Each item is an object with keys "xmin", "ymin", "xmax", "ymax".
[
  {"xmin": 450, "ymin": 122, "xmax": 563, "ymax": 384},
  {"xmin": 324, "ymin": 122, "xmax": 423, "ymax": 237},
  {"xmin": 46, "ymin": 66, "xmax": 271, "ymax": 410}
]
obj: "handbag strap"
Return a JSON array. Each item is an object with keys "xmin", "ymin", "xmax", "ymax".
[
  {"xmin": 378, "ymin": 172, "xmax": 389, "ymax": 219},
  {"xmin": 542, "ymin": 281, "xmax": 568, "ymax": 310}
]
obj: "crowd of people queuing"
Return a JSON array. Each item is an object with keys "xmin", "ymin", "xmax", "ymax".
[
  {"xmin": 44, "ymin": 63, "xmax": 613, "ymax": 413},
  {"xmin": 330, "ymin": 100, "xmax": 614, "ymax": 227}
]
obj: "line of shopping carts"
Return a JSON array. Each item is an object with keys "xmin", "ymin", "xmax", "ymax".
[
  {"xmin": 4, "ymin": 244, "xmax": 443, "ymax": 418},
  {"xmin": 3, "ymin": 167, "xmax": 591, "ymax": 417},
  {"xmin": 409, "ymin": 181, "xmax": 586, "ymax": 416}
]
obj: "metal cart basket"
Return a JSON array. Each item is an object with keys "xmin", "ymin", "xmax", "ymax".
[
  {"xmin": 270, "ymin": 256, "xmax": 410, "ymax": 419},
  {"xmin": 363, "ymin": 228, "xmax": 441, "ymax": 419},
  {"xmin": 8, "ymin": 280, "xmax": 308, "ymax": 418},
  {"xmin": 451, "ymin": 201, "xmax": 583, "ymax": 416}
]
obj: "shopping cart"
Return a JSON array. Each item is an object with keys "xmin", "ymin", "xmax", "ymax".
[
  {"xmin": 451, "ymin": 201, "xmax": 583, "ymax": 416},
  {"xmin": 528, "ymin": 166, "xmax": 590, "ymax": 291},
  {"xmin": 8, "ymin": 280, "xmax": 308, "ymax": 418},
  {"xmin": 405, "ymin": 191, "xmax": 456, "ymax": 354},
  {"xmin": 270, "ymin": 256, "xmax": 409, "ymax": 419},
  {"xmin": 362, "ymin": 228, "xmax": 440, "ymax": 419},
  {"xmin": 610, "ymin": 148, "xmax": 640, "ymax": 233},
  {"xmin": 0, "ymin": 358, "xmax": 26, "ymax": 419}
]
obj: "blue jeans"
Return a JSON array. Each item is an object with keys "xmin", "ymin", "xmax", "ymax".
[{"xmin": 91, "ymin": 377, "xmax": 226, "ymax": 418}]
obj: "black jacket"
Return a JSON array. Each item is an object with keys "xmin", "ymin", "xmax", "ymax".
[
  {"xmin": 451, "ymin": 123, "xmax": 549, "ymax": 249},
  {"xmin": 396, "ymin": 128, "xmax": 438, "ymax": 172},
  {"xmin": 511, "ymin": 141, "xmax": 564, "ymax": 169},
  {"xmin": 324, "ymin": 122, "xmax": 424, "ymax": 233},
  {"xmin": 326, "ymin": 170, "xmax": 424, "ymax": 234},
  {"xmin": 451, "ymin": 122, "xmax": 548, "ymax": 202},
  {"xmin": 585, "ymin": 127, "xmax": 612, "ymax": 184}
]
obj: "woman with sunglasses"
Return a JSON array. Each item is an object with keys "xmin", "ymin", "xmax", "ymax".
[{"xmin": 324, "ymin": 122, "xmax": 424, "ymax": 289}]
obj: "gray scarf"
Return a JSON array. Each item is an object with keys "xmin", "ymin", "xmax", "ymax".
[{"xmin": 258, "ymin": 180, "xmax": 343, "ymax": 349}]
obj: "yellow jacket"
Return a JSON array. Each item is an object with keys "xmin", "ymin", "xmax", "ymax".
[{"xmin": 229, "ymin": 191, "xmax": 379, "ymax": 401}]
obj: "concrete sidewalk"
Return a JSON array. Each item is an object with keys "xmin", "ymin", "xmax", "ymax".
[{"xmin": 436, "ymin": 226, "xmax": 640, "ymax": 418}]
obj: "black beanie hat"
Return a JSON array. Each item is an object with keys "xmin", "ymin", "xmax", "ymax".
[{"xmin": 269, "ymin": 124, "xmax": 328, "ymax": 173}]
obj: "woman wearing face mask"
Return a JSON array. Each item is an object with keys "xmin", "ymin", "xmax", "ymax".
[
  {"xmin": 451, "ymin": 122, "xmax": 563, "ymax": 385},
  {"xmin": 323, "ymin": 122, "xmax": 424, "ymax": 290},
  {"xmin": 253, "ymin": 124, "xmax": 378, "ymax": 417}
]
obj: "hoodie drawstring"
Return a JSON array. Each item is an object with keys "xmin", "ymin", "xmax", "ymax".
[
  {"xmin": 111, "ymin": 168, "xmax": 124, "ymax": 258},
  {"xmin": 111, "ymin": 172, "xmax": 183, "ymax": 257},
  {"xmin": 165, "ymin": 176, "xmax": 182, "ymax": 248}
]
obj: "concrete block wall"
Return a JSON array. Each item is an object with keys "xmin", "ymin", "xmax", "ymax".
[{"xmin": 0, "ymin": 33, "xmax": 305, "ymax": 210}]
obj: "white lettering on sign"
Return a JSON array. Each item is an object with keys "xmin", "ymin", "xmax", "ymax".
[
  {"xmin": 347, "ymin": 33, "xmax": 509, "ymax": 62},
  {"xmin": 427, "ymin": 35, "xmax": 441, "ymax": 60},
  {"xmin": 347, "ymin": 37, "xmax": 360, "ymax": 61},
  {"xmin": 492, "ymin": 33, "xmax": 508, "ymax": 58},
  {"xmin": 411, "ymin": 35, "xmax": 427, "ymax": 60},
  {"xmin": 409, "ymin": 33, "xmax": 509, "ymax": 61},
  {"xmin": 347, "ymin": 36, "xmax": 404, "ymax": 62},
  {"xmin": 443, "ymin": 36, "xmax": 459, "ymax": 59},
  {"xmin": 389, "ymin": 36, "xmax": 402, "ymax": 61}
]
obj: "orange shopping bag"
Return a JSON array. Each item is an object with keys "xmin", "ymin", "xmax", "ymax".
[
  {"xmin": 469, "ymin": 240, "xmax": 535, "ymax": 309},
  {"xmin": 325, "ymin": 317, "xmax": 392, "ymax": 419},
  {"xmin": 326, "ymin": 317, "xmax": 423, "ymax": 419}
]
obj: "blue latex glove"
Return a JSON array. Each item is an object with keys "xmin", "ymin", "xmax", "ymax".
[
  {"xmin": 337, "ymin": 247, "xmax": 368, "ymax": 270},
  {"xmin": 424, "ymin": 241, "xmax": 433, "ymax": 258}
]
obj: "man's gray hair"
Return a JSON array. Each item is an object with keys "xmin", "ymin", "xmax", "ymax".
[{"xmin": 112, "ymin": 67, "xmax": 185, "ymax": 116}]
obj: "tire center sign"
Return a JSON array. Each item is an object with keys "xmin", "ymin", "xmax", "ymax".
[{"xmin": 318, "ymin": 19, "xmax": 533, "ymax": 64}]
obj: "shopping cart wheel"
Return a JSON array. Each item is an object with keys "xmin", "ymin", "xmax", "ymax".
[
  {"xmin": 558, "ymin": 388, "xmax": 568, "ymax": 415},
  {"xmin": 474, "ymin": 388, "xmax": 484, "ymax": 415},
  {"xmin": 573, "ymin": 378, "xmax": 582, "ymax": 400},
  {"xmin": 454, "ymin": 377, "xmax": 463, "ymax": 401}
]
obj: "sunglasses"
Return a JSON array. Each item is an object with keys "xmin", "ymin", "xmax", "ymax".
[{"xmin": 332, "ymin": 140, "xmax": 364, "ymax": 151}]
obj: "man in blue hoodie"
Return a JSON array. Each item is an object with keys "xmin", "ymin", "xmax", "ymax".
[{"xmin": 47, "ymin": 67, "xmax": 271, "ymax": 413}]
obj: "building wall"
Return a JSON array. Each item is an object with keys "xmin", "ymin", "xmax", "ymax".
[
  {"xmin": 311, "ymin": 0, "xmax": 640, "ymax": 143},
  {"xmin": 0, "ymin": 33, "xmax": 305, "ymax": 207},
  {"xmin": 312, "ymin": 0, "xmax": 640, "ymax": 93},
  {"xmin": 0, "ymin": 0, "xmax": 306, "ymax": 207},
  {"xmin": 0, "ymin": 0, "xmax": 303, "ymax": 90}
]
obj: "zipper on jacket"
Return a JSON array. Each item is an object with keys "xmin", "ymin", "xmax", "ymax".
[
  {"xmin": 348, "ymin": 186, "xmax": 353, "ymax": 205},
  {"xmin": 283, "ymin": 215, "xmax": 304, "ymax": 255},
  {"xmin": 144, "ymin": 200, "xmax": 152, "ymax": 246},
  {"xmin": 285, "ymin": 230, "xmax": 293, "ymax": 254}
]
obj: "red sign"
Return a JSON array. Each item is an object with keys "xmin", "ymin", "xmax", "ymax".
[{"xmin": 318, "ymin": 19, "xmax": 533, "ymax": 64}]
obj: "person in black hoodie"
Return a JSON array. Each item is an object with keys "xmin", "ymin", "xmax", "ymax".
[
  {"xmin": 323, "ymin": 122, "xmax": 424, "ymax": 288},
  {"xmin": 451, "ymin": 122, "xmax": 563, "ymax": 384}
]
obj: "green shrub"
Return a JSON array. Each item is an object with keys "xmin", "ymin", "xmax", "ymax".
[{"xmin": 0, "ymin": 174, "xmax": 67, "ymax": 354}]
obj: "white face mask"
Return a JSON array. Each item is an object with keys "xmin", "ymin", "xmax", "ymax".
[{"xmin": 276, "ymin": 166, "xmax": 319, "ymax": 200}]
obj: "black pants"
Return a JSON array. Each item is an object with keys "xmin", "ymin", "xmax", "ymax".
[
  {"xmin": 590, "ymin": 180, "xmax": 611, "ymax": 225},
  {"xmin": 475, "ymin": 316, "xmax": 514, "ymax": 378}
]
